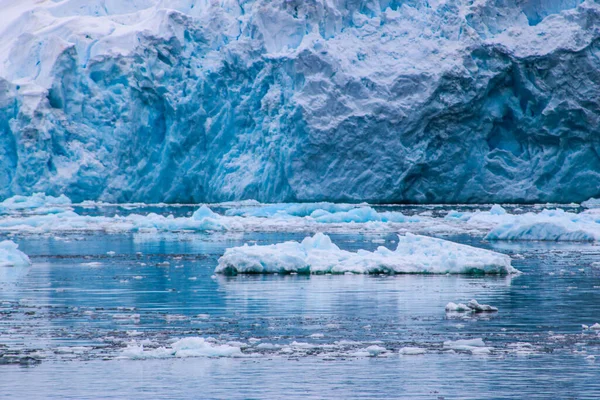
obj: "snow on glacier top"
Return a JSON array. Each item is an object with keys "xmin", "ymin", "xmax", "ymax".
[{"xmin": 0, "ymin": 0, "xmax": 593, "ymax": 90}]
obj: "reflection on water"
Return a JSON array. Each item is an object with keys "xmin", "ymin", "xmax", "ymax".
[{"xmin": 0, "ymin": 229, "xmax": 600, "ymax": 398}]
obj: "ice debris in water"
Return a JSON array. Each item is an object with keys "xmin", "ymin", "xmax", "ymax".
[
  {"xmin": 445, "ymin": 302, "xmax": 471, "ymax": 312},
  {"xmin": 581, "ymin": 198, "xmax": 600, "ymax": 209},
  {"xmin": 448, "ymin": 205, "xmax": 600, "ymax": 241},
  {"xmin": 446, "ymin": 300, "xmax": 498, "ymax": 313},
  {"xmin": 122, "ymin": 337, "xmax": 243, "ymax": 359},
  {"xmin": 215, "ymin": 233, "xmax": 518, "ymax": 275},
  {"xmin": 443, "ymin": 338, "xmax": 492, "ymax": 354},
  {"xmin": 0, "ymin": 193, "xmax": 71, "ymax": 214},
  {"xmin": 0, "ymin": 240, "xmax": 31, "ymax": 268},
  {"xmin": 466, "ymin": 299, "xmax": 498, "ymax": 312},
  {"xmin": 398, "ymin": 347, "xmax": 426, "ymax": 355}
]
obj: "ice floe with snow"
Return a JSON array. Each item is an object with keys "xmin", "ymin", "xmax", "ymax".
[{"xmin": 215, "ymin": 233, "xmax": 518, "ymax": 275}]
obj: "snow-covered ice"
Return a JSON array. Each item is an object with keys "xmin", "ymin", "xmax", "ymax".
[{"xmin": 215, "ymin": 233, "xmax": 518, "ymax": 275}]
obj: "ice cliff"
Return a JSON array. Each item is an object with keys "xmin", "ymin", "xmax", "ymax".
[{"xmin": 1, "ymin": 0, "xmax": 599, "ymax": 203}]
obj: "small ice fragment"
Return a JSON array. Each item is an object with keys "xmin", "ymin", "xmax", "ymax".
[
  {"xmin": 583, "ymin": 325, "xmax": 589, "ymax": 330},
  {"xmin": 590, "ymin": 323, "xmax": 600, "ymax": 330},
  {"xmin": 157, "ymin": 261, "xmax": 170, "ymax": 267},
  {"xmin": 365, "ymin": 345, "xmax": 386, "ymax": 356},
  {"xmin": 445, "ymin": 302, "xmax": 470, "ymax": 312},
  {"xmin": 107, "ymin": 251, "xmax": 116, "ymax": 256},
  {"xmin": 399, "ymin": 347, "xmax": 426, "ymax": 355},
  {"xmin": 467, "ymin": 299, "xmax": 498, "ymax": 312}
]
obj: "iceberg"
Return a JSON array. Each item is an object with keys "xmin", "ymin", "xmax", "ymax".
[
  {"xmin": 0, "ymin": 240, "xmax": 31, "ymax": 282},
  {"xmin": 215, "ymin": 233, "xmax": 518, "ymax": 275},
  {"xmin": 484, "ymin": 209, "xmax": 600, "ymax": 241},
  {"xmin": 0, "ymin": 0, "xmax": 599, "ymax": 204},
  {"xmin": 0, "ymin": 193, "xmax": 71, "ymax": 214},
  {"xmin": 0, "ymin": 240, "xmax": 31, "ymax": 268}
]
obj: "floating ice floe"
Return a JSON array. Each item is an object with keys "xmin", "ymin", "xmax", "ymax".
[
  {"xmin": 446, "ymin": 300, "xmax": 498, "ymax": 313},
  {"xmin": 581, "ymin": 198, "xmax": 600, "ymax": 209},
  {"xmin": 215, "ymin": 233, "xmax": 518, "ymax": 275},
  {"xmin": 0, "ymin": 240, "xmax": 31, "ymax": 282},
  {"xmin": 122, "ymin": 337, "xmax": 243, "ymax": 359},
  {"xmin": 443, "ymin": 338, "xmax": 492, "ymax": 354},
  {"xmin": 398, "ymin": 347, "xmax": 426, "ymax": 355},
  {"xmin": 0, "ymin": 240, "xmax": 31, "ymax": 268},
  {"xmin": 0, "ymin": 193, "xmax": 72, "ymax": 214},
  {"xmin": 446, "ymin": 205, "xmax": 600, "ymax": 241}
]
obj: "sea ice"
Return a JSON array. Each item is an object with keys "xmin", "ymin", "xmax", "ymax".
[
  {"xmin": 398, "ymin": 347, "xmax": 426, "ymax": 355},
  {"xmin": 466, "ymin": 300, "xmax": 498, "ymax": 312},
  {"xmin": 443, "ymin": 338, "xmax": 492, "ymax": 354},
  {"xmin": 215, "ymin": 233, "xmax": 518, "ymax": 275},
  {"xmin": 122, "ymin": 337, "xmax": 243, "ymax": 359}
]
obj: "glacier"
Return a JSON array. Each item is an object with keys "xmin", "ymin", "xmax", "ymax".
[{"xmin": 1, "ymin": 0, "xmax": 600, "ymax": 203}]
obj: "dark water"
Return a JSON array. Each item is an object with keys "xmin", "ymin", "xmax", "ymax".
[{"xmin": 1, "ymin": 229, "xmax": 600, "ymax": 398}]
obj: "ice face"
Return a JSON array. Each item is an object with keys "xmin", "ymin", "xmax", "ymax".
[{"xmin": 0, "ymin": 0, "xmax": 598, "ymax": 203}]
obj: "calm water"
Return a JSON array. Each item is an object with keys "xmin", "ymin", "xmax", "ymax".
[{"xmin": 1, "ymin": 223, "xmax": 600, "ymax": 398}]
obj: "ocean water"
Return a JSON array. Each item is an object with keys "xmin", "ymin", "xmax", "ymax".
[{"xmin": 1, "ymin": 207, "xmax": 600, "ymax": 398}]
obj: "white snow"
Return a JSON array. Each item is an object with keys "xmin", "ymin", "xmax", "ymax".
[{"xmin": 215, "ymin": 233, "xmax": 518, "ymax": 275}]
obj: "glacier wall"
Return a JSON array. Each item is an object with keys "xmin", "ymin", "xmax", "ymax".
[{"xmin": 1, "ymin": 0, "xmax": 599, "ymax": 203}]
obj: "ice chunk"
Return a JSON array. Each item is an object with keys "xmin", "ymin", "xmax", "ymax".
[
  {"xmin": 445, "ymin": 302, "xmax": 470, "ymax": 312},
  {"xmin": 122, "ymin": 337, "xmax": 243, "ymax": 359},
  {"xmin": 215, "ymin": 233, "xmax": 518, "ymax": 275},
  {"xmin": 0, "ymin": 240, "xmax": 31, "ymax": 268},
  {"xmin": 466, "ymin": 299, "xmax": 498, "ymax": 312},
  {"xmin": 225, "ymin": 202, "xmax": 360, "ymax": 218},
  {"xmin": 0, "ymin": 193, "xmax": 72, "ymax": 214},
  {"xmin": 489, "ymin": 205, "xmax": 507, "ymax": 215},
  {"xmin": 485, "ymin": 209, "xmax": 600, "ymax": 241},
  {"xmin": 398, "ymin": 347, "xmax": 426, "ymax": 355},
  {"xmin": 443, "ymin": 338, "xmax": 491, "ymax": 353},
  {"xmin": 582, "ymin": 198, "xmax": 600, "ymax": 209}
]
